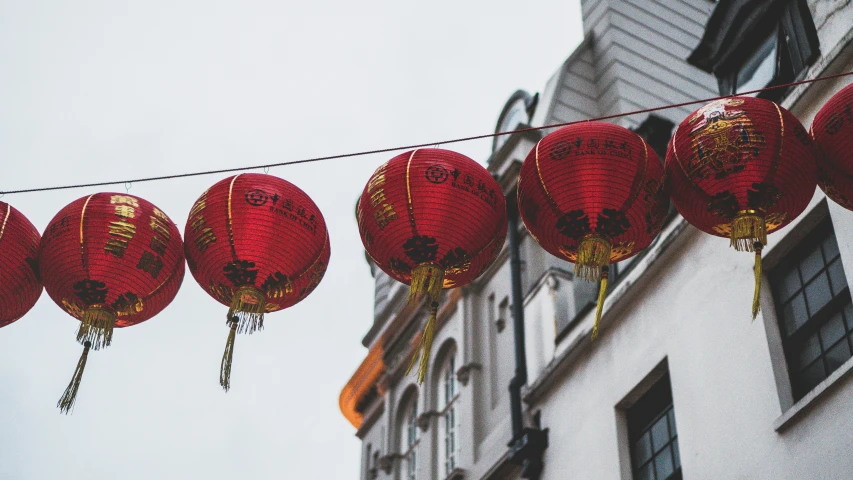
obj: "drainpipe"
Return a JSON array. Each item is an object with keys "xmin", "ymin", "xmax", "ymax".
[{"xmin": 506, "ymin": 190, "xmax": 549, "ymax": 479}]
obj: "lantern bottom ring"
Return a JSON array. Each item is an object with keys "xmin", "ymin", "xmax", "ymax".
[
  {"xmin": 227, "ymin": 286, "xmax": 266, "ymax": 335},
  {"xmin": 575, "ymin": 234, "xmax": 612, "ymax": 283},
  {"xmin": 76, "ymin": 306, "xmax": 116, "ymax": 351},
  {"xmin": 730, "ymin": 210, "xmax": 767, "ymax": 252},
  {"xmin": 408, "ymin": 263, "xmax": 444, "ymax": 307}
]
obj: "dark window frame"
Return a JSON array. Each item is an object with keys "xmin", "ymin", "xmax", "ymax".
[
  {"xmin": 627, "ymin": 374, "xmax": 682, "ymax": 480},
  {"xmin": 689, "ymin": 0, "xmax": 819, "ymax": 102},
  {"xmin": 769, "ymin": 219, "xmax": 853, "ymax": 400}
]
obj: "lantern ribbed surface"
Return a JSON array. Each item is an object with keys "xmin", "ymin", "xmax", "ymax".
[
  {"xmin": 666, "ymin": 97, "xmax": 817, "ymax": 318},
  {"xmin": 356, "ymin": 148, "xmax": 507, "ymax": 290},
  {"xmin": 517, "ymin": 121, "xmax": 667, "ymax": 338},
  {"xmin": 666, "ymin": 97, "xmax": 816, "ymax": 243},
  {"xmin": 184, "ymin": 173, "xmax": 330, "ymax": 316},
  {"xmin": 517, "ymin": 122, "xmax": 668, "ymax": 272},
  {"xmin": 356, "ymin": 148, "xmax": 507, "ymax": 381},
  {"xmin": 39, "ymin": 193, "xmax": 185, "ymax": 413},
  {"xmin": 812, "ymin": 83, "xmax": 853, "ymax": 210},
  {"xmin": 40, "ymin": 193, "xmax": 185, "ymax": 334},
  {"xmin": 183, "ymin": 173, "xmax": 330, "ymax": 391},
  {"xmin": 0, "ymin": 202, "xmax": 43, "ymax": 328}
]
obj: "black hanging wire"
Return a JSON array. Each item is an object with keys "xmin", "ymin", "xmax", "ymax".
[{"xmin": 1, "ymin": 71, "xmax": 851, "ymax": 196}]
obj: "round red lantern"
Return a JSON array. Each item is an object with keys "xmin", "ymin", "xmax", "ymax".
[
  {"xmin": 0, "ymin": 202, "xmax": 43, "ymax": 328},
  {"xmin": 666, "ymin": 97, "xmax": 817, "ymax": 318},
  {"xmin": 184, "ymin": 173, "xmax": 330, "ymax": 391},
  {"xmin": 40, "ymin": 193, "xmax": 185, "ymax": 412},
  {"xmin": 356, "ymin": 149, "xmax": 507, "ymax": 382},
  {"xmin": 811, "ymin": 83, "xmax": 853, "ymax": 210},
  {"xmin": 517, "ymin": 121, "xmax": 668, "ymax": 338}
]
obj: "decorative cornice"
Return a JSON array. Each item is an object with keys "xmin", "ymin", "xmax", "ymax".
[
  {"xmin": 456, "ymin": 362, "xmax": 481, "ymax": 386},
  {"xmin": 378, "ymin": 453, "xmax": 400, "ymax": 474},
  {"xmin": 416, "ymin": 410, "xmax": 438, "ymax": 431}
]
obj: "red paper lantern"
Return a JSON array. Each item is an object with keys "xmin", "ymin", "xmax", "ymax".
[
  {"xmin": 40, "ymin": 193, "xmax": 185, "ymax": 412},
  {"xmin": 666, "ymin": 97, "xmax": 817, "ymax": 317},
  {"xmin": 184, "ymin": 173, "xmax": 330, "ymax": 391},
  {"xmin": 517, "ymin": 121, "xmax": 668, "ymax": 338},
  {"xmin": 0, "ymin": 202, "xmax": 42, "ymax": 328},
  {"xmin": 812, "ymin": 83, "xmax": 853, "ymax": 209},
  {"xmin": 356, "ymin": 149, "xmax": 507, "ymax": 382}
]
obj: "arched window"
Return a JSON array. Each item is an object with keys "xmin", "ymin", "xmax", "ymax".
[
  {"xmin": 437, "ymin": 350, "xmax": 460, "ymax": 477},
  {"xmin": 400, "ymin": 394, "xmax": 419, "ymax": 480}
]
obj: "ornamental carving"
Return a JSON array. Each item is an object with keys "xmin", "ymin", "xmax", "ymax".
[{"xmin": 687, "ymin": 98, "xmax": 766, "ymax": 180}]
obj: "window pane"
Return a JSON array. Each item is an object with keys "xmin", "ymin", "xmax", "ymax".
[
  {"xmin": 820, "ymin": 312, "xmax": 847, "ymax": 347},
  {"xmin": 737, "ymin": 33, "xmax": 778, "ymax": 93},
  {"xmin": 634, "ymin": 432, "xmax": 653, "ymax": 467},
  {"xmin": 654, "ymin": 445, "xmax": 675, "ymax": 479},
  {"xmin": 635, "ymin": 462, "xmax": 653, "ymax": 480},
  {"xmin": 782, "ymin": 294, "xmax": 808, "ymax": 336},
  {"xmin": 805, "ymin": 274, "xmax": 832, "ymax": 316},
  {"xmin": 797, "ymin": 333, "xmax": 822, "ymax": 368},
  {"xmin": 827, "ymin": 259, "xmax": 847, "ymax": 296},
  {"xmin": 823, "ymin": 235, "xmax": 841, "ymax": 262},
  {"xmin": 651, "ymin": 416, "xmax": 670, "ymax": 453},
  {"xmin": 774, "ymin": 222, "xmax": 849, "ymax": 401},
  {"xmin": 776, "ymin": 267, "xmax": 802, "ymax": 302},
  {"xmin": 824, "ymin": 339, "xmax": 852, "ymax": 373},
  {"xmin": 800, "ymin": 247, "xmax": 825, "ymax": 283},
  {"xmin": 796, "ymin": 360, "xmax": 826, "ymax": 394}
]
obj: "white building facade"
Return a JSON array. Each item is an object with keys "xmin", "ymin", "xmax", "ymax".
[{"xmin": 340, "ymin": 1, "xmax": 853, "ymax": 479}]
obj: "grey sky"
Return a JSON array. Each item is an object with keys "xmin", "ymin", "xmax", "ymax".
[{"xmin": 0, "ymin": 2, "xmax": 582, "ymax": 478}]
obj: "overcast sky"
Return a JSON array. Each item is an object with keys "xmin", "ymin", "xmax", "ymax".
[{"xmin": 0, "ymin": 1, "xmax": 583, "ymax": 478}]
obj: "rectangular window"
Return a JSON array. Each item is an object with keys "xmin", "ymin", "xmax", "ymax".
[
  {"xmin": 440, "ymin": 353, "xmax": 459, "ymax": 477},
  {"xmin": 734, "ymin": 27, "xmax": 778, "ymax": 94},
  {"xmin": 691, "ymin": 0, "xmax": 819, "ymax": 103},
  {"xmin": 770, "ymin": 220, "xmax": 851, "ymax": 400},
  {"xmin": 628, "ymin": 374, "xmax": 681, "ymax": 480},
  {"xmin": 403, "ymin": 400, "xmax": 419, "ymax": 480}
]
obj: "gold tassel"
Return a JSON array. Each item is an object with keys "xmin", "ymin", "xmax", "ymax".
[
  {"xmin": 575, "ymin": 235, "xmax": 612, "ymax": 282},
  {"xmin": 408, "ymin": 264, "xmax": 444, "ymax": 307},
  {"xmin": 592, "ymin": 266, "xmax": 609, "ymax": 340},
  {"xmin": 76, "ymin": 307, "xmax": 116, "ymax": 351},
  {"xmin": 405, "ymin": 302, "xmax": 438, "ymax": 384},
  {"xmin": 57, "ymin": 341, "xmax": 91, "ymax": 414},
  {"xmin": 228, "ymin": 286, "xmax": 266, "ymax": 335},
  {"xmin": 730, "ymin": 210, "xmax": 767, "ymax": 252},
  {"xmin": 220, "ymin": 318, "xmax": 238, "ymax": 392},
  {"xmin": 753, "ymin": 242, "xmax": 763, "ymax": 320}
]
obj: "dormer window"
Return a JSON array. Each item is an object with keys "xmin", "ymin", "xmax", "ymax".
[
  {"xmin": 492, "ymin": 90, "xmax": 538, "ymax": 153},
  {"xmin": 724, "ymin": 26, "xmax": 778, "ymax": 96},
  {"xmin": 689, "ymin": 0, "xmax": 819, "ymax": 103}
]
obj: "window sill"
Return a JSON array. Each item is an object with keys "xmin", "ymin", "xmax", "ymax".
[
  {"xmin": 524, "ymin": 217, "xmax": 693, "ymax": 404},
  {"xmin": 774, "ymin": 356, "xmax": 853, "ymax": 432}
]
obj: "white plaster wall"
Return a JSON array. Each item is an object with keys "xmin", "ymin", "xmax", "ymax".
[
  {"xmin": 354, "ymin": 4, "xmax": 853, "ymax": 479},
  {"xmin": 470, "ymin": 260, "xmax": 515, "ymax": 477},
  {"xmin": 531, "ymin": 49, "xmax": 853, "ymax": 480},
  {"xmin": 533, "ymin": 202, "xmax": 853, "ymax": 479},
  {"xmin": 524, "ymin": 274, "xmax": 561, "ymax": 383}
]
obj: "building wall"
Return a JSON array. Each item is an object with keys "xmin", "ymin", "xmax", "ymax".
[
  {"xmin": 579, "ymin": 0, "xmax": 718, "ymax": 129},
  {"xmin": 528, "ymin": 3, "xmax": 853, "ymax": 478},
  {"xmin": 349, "ymin": 1, "xmax": 853, "ymax": 479}
]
